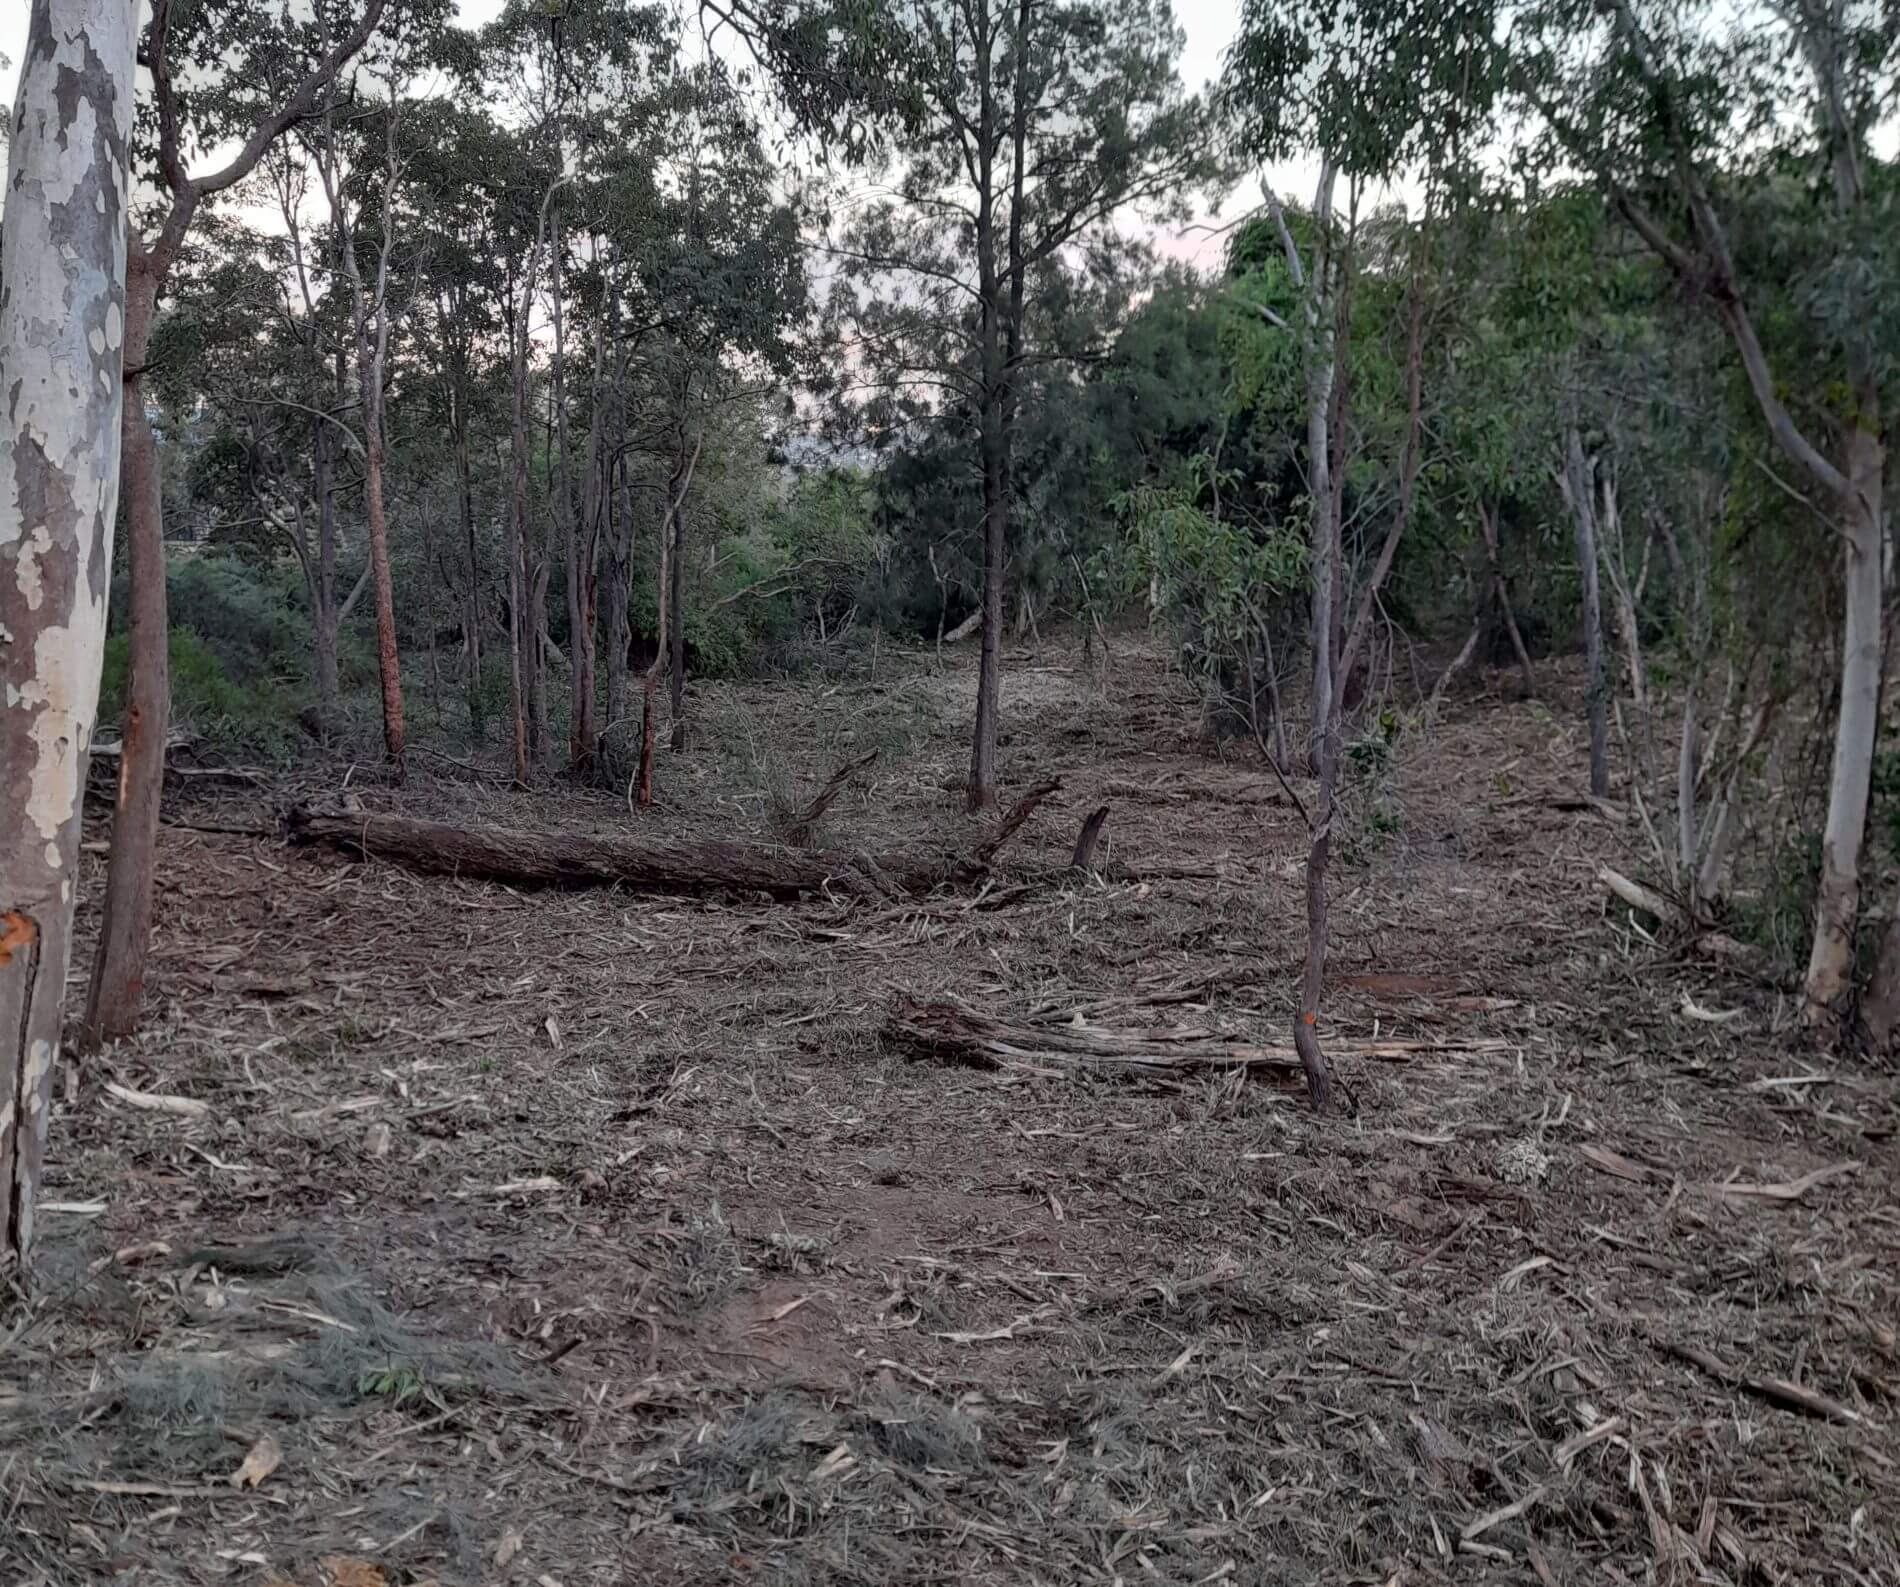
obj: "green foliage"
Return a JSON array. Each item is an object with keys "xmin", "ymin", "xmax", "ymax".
[{"xmin": 100, "ymin": 629, "xmax": 294, "ymax": 753}]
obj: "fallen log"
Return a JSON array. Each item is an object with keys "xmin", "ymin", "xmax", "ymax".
[
  {"xmin": 884, "ymin": 996, "xmax": 1515, "ymax": 1079},
  {"xmin": 285, "ymin": 780, "xmax": 1061, "ymax": 901}
]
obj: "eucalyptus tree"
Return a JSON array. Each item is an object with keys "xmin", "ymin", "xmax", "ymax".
[
  {"xmin": 1505, "ymin": 0, "xmax": 1896, "ymax": 1024},
  {"xmin": 84, "ymin": 0, "xmax": 390, "ymax": 1048},
  {"xmin": 406, "ymin": 102, "xmax": 515, "ymax": 743},
  {"xmin": 820, "ymin": 0, "xmax": 1219, "ymax": 810},
  {"xmin": 478, "ymin": 0, "xmax": 672, "ymax": 773},
  {"xmin": 626, "ymin": 67, "xmax": 807, "ymax": 780},
  {"xmin": 1, "ymin": 0, "xmax": 138, "ymax": 1264},
  {"xmin": 306, "ymin": 0, "xmax": 458, "ymax": 768},
  {"xmin": 1223, "ymin": 0, "xmax": 1496, "ymax": 1109}
]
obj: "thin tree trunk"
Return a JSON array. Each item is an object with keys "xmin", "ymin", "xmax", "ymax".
[
  {"xmin": 360, "ymin": 425, "xmax": 404, "ymax": 764},
  {"xmin": 967, "ymin": 2, "xmax": 1006, "ymax": 813},
  {"xmin": 451, "ymin": 369, "xmax": 483, "ymax": 743},
  {"xmin": 1478, "ymin": 501, "xmax": 1535, "ymax": 697},
  {"xmin": 530, "ymin": 556, "xmax": 551, "ymax": 765},
  {"xmin": 668, "ymin": 494, "xmax": 688, "ymax": 752},
  {"xmin": 506, "ymin": 280, "xmax": 531, "ymax": 783},
  {"xmin": 1561, "ymin": 427, "xmax": 1610, "ymax": 797},
  {"xmin": 551, "ymin": 211, "xmax": 589, "ymax": 770},
  {"xmin": 1818, "ymin": 419, "xmax": 1887, "ymax": 1026},
  {"xmin": 639, "ymin": 428, "xmax": 701, "ymax": 807},
  {"xmin": 312, "ymin": 417, "xmax": 340, "ymax": 731},
  {"xmin": 83, "ymin": 260, "xmax": 165, "ymax": 1051},
  {"xmin": 1292, "ymin": 719, "xmax": 1338, "ymax": 1112},
  {"xmin": 1, "ymin": 0, "xmax": 136, "ymax": 1262}
]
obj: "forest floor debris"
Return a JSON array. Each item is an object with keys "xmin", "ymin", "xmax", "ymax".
[{"xmin": 4, "ymin": 635, "xmax": 1897, "ymax": 1585}]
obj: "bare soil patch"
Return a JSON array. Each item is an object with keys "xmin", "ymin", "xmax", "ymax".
[{"xmin": 5, "ymin": 636, "xmax": 1896, "ymax": 1586}]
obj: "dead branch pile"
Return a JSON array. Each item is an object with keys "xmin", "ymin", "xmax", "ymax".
[
  {"xmin": 884, "ymin": 996, "xmax": 1515, "ymax": 1079},
  {"xmin": 285, "ymin": 781, "xmax": 1061, "ymax": 901}
]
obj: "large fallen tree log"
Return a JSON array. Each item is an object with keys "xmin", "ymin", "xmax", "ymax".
[
  {"xmin": 285, "ymin": 782, "xmax": 1060, "ymax": 901},
  {"xmin": 885, "ymin": 996, "xmax": 1515, "ymax": 1079}
]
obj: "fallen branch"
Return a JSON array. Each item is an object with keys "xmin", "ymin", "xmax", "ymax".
[
  {"xmin": 780, "ymin": 750, "xmax": 878, "ymax": 846},
  {"xmin": 973, "ymin": 779, "xmax": 1062, "ymax": 867},
  {"xmin": 285, "ymin": 797, "xmax": 1058, "ymax": 901},
  {"xmin": 103, "ymin": 1082, "xmax": 211, "ymax": 1120},
  {"xmin": 885, "ymin": 996, "xmax": 1514, "ymax": 1080},
  {"xmin": 1655, "ymin": 1337, "xmax": 1861, "ymax": 1425},
  {"xmin": 1599, "ymin": 863, "xmax": 1680, "ymax": 923}
]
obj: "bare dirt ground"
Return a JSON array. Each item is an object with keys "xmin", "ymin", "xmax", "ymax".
[{"xmin": 4, "ymin": 633, "xmax": 1897, "ymax": 1587}]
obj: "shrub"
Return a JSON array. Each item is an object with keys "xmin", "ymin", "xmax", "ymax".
[{"xmin": 100, "ymin": 627, "xmax": 294, "ymax": 753}]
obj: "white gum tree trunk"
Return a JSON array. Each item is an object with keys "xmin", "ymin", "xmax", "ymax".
[{"xmin": 0, "ymin": 0, "xmax": 139, "ymax": 1264}]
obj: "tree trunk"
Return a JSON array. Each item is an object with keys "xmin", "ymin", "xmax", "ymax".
[
  {"xmin": 530, "ymin": 558, "xmax": 551, "ymax": 766},
  {"xmin": 570, "ymin": 314, "xmax": 605, "ymax": 770},
  {"xmin": 83, "ymin": 260, "xmax": 166, "ymax": 1051},
  {"xmin": 640, "ymin": 427, "xmax": 701, "ymax": 805},
  {"xmin": 603, "ymin": 491, "xmax": 630, "ymax": 742},
  {"xmin": 667, "ymin": 495, "xmax": 688, "ymax": 751},
  {"xmin": 505, "ymin": 284, "xmax": 531, "ymax": 783},
  {"xmin": 969, "ymin": 408, "xmax": 1008, "ymax": 810},
  {"xmin": 360, "ymin": 425, "xmax": 404, "ymax": 765},
  {"xmin": 1562, "ymin": 427, "xmax": 1610, "ymax": 797},
  {"xmin": 1291, "ymin": 165, "xmax": 1338, "ymax": 769},
  {"xmin": 312, "ymin": 418, "xmax": 340, "ymax": 732},
  {"xmin": 2, "ymin": 0, "xmax": 136, "ymax": 1262},
  {"xmin": 1815, "ymin": 420, "xmax": 1886, "ymax": 1026},
  {"xmin": 551, "ymin": 213, "xmax": 590, "ymax": 771},
  {"xmin": 1292, "ymin": 718, "xmax": 1338, "ymax": 1112},
  {"xmin": 1478, "ymin": 501, "xmax": 1536, "ymax": 697},
  {"xmin": 453, "ymin": 378, "xmax": 483, "ymax": 743},
  {"xmin": 966, "ymin": 0, "xmax": 1005, "ymax": 813}
]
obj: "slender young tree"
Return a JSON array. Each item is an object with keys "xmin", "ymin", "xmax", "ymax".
[
  {"xmin": 821, "ymin": 0, "xmax": 1218, "ymax": 809},
  {"xmin": 1, "ymin": 0, "xmax": 138, "ymax": 1264},
  {"xmin": 1226, "ymin": 0, "xmax": 1494, "ymax": 1108},
  {"xmin": 83, "ymin": 0, "xmax": 389, "ymax": 1048}
]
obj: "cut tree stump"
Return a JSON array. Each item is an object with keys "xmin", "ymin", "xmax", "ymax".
[
  {"xmin": 285, "ymin": 781, "xmax": 1061, "ymax": 901},
  {"xmin": 884, "ymin": 996, "xmax": 1515, "ymax": 1079}
]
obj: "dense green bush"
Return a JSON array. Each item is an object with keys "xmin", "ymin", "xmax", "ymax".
[{"xmin": 100, "ymin": 628, "xmax": 294, "ymax": 753}]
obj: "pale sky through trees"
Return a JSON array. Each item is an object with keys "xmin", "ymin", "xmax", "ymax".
[{"xmin": 0, "ymin": 1, "xmax": 1276, "ymax": 268}]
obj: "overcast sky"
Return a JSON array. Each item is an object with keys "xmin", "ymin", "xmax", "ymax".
[{"xmin": 1, "ymin": 1, "xmax": 1271, "ymax": 263}]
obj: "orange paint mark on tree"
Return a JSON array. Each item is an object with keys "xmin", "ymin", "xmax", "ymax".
[{"xmin": 0, "ymin": 911, "xmax": 37, "ymax": 967}]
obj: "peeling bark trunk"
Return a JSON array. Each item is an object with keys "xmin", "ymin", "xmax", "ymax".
[
  {"xmin": 1, "ymin": 0, "xmax": 136, "ymax": 1262},
  {"xmin": 1821, "ymin": 419, "xmax": 1888, "ymax": 1029},
  {"xmin": 83, "ymin": 260, "xmax": 165, "ymax": 1050}
]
